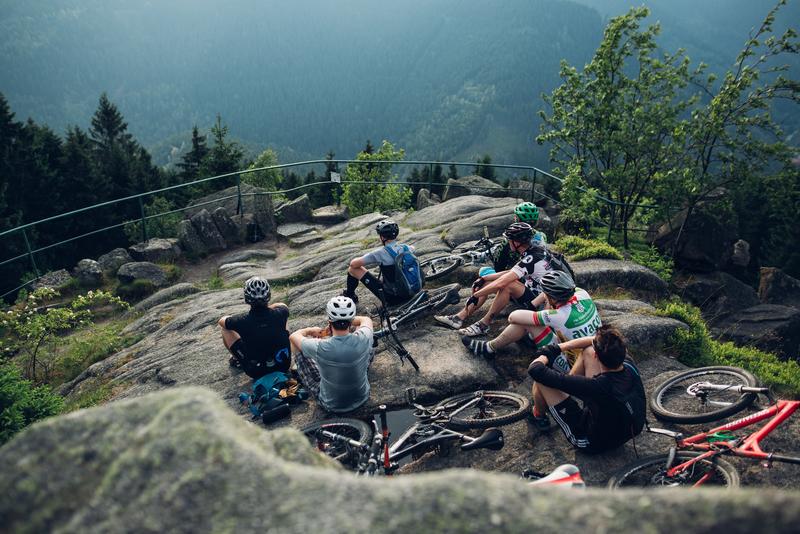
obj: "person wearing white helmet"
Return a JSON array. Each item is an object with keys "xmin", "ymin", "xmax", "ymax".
[
  {"xmin": 289, "ymin": 295, "xmax": 375, "ymax": 413},
  {"xmin": 218, "ymin": 276, "xmax": 291, "ymax": 379}
]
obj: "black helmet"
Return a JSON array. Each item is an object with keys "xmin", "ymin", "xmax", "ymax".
[
  {"xmin": 503, "ymin": 222, "xmax": 534, "ymax": 243},
  {"xmin": 376, "ymin": 219, "xmax": 399, "ymax": 239},
  {"xmin": 244, "ymin": 276, "xmax": 271, "ymax": 305},
  {"xmin": 539, "ymin": 270, "xmax": 576, "ymax": 302}
]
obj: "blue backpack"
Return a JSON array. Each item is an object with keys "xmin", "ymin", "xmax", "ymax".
[{"xmin": 384, "ymin": 244, "xmax": 424, "ymax": 297}]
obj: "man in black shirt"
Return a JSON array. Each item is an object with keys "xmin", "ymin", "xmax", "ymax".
[
  {"xmin": 218, "ymin": 276, "xmax": 291, "ymax": 379},
  {"xmin": 527, "ymin": 325, "xmax": 646, "ymax": 453}
]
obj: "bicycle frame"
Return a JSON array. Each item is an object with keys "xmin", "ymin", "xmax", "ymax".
[{"xmin": 664, "ymin": 400, "xmax": 800, "ymax": 484}]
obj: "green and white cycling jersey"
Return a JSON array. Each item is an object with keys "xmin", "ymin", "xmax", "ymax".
[{"xmin": 525, "ymin": 288, "xmax": 602, "ymax": 373}]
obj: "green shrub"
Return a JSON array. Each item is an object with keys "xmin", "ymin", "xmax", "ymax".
[
  {"xmin": 57, "ymin": 324, "xmax": 135, "ymax": 384},
  {"xmin": 553, "ymin": 235, "xmax": 623, "ymax": 261},
  {"xmin": 631, "ymin": 246, "xmax": 673, "ymax": 282},
  {"xmin": 161, "ymin": 264, "xmax": 182, "ymax": 283},
  {"xmin": 115, "ymin": 279, "xmax": 156, "ymax": 301},
  {"xmin": 0, "ymin": 363, "xmax": 63, "ymax": 445},
  {"xmin": 657, "ymin": 301, "xmax": 800, "ymax": 397},
  {"xmin": 64, "ymin": 382, "xmax": 113, "ymax": 412},
  {"xmin": 123, "ymin": 196, "xmax": 184, "ymax": 244},
  {"xmin": 206, "ymin": 274, "xmax": 225, "ymax": 290}
]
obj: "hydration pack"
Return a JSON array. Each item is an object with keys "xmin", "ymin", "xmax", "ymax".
[
  {"xmin": 547, "ymin": 248, "xmax": 576, "ymax": 282},
  {"xmin": 617, "ymin": 361, "xmax": 647, "ymax": 437},
  {"xmin": 384, "ymin": 244, "xmax": 424, "ymax": 297}
]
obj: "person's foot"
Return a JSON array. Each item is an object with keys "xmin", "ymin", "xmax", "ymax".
[
  {"xmin": 434, "ymin": 314, "xmax": 463, "ymax": 329},
  {"xmin": 461, "ymin": 336, "xmax": 495, "ymax": 359},
  {"xmin": 531, "ymin": 412, "xmax": 552, "ymax": 431},
  {"xmin": 459, "ymin": 321, "xmax": 490, "ymax": 337},
  {"xmin": 229, "ymin": 356, "xmax": 242, "ymax": 369},
  {"xmin": 341, "ymin": 289, "xmax": 359, "ymax": 304}
]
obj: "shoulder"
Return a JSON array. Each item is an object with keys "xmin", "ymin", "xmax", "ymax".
[
  {"xmin": 354, "ymin": 325, "xmax": 374, "ymax": 339},
  {"xmin": 270, "ymin": 304, "xmax": 289, "ymax": 320},
  {"xmin": 224, "ymin": 312, "xmax": 249, "ymax": 328}
]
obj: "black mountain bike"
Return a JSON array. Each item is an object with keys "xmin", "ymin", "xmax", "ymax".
[
  {"xmin": 301, "ymin": 388, "xmax": 530, "ymax": 476},
  {"xmin": 372, "ymin": 283, "xmax": 461, "ymax": 371},
  {"xmin": 419, "ymin": 226, "xmax": 502, "ymax": 280}
]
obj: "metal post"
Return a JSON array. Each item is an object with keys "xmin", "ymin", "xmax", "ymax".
[
  {"xmin": 21, "ymin": 229, "xmax": 40, "ymax": 277},
  {"xmin": 428, "ymin": 163, "xmax": 434, "ymax": 192},
  {"xmin": 236, "ymin": 173, "xmax": 243, "ymax": 215},
  {"xmin": 138, "ymin": 197, "xmax": 148, "ymax": 243},
  {"xmin": 607, "ymin": 204, "xmax": 616, "ymax": 242},
  {"xmin": 531, "ymin": 170, "xmax": 538, "ymax": 202}
]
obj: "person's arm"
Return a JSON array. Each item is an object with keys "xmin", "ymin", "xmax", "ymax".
[
  {"xmin": 289, "ymin": 326, "xmax": 324, "ymax": 351},
  {"xmin": 217, "ymin": 316, "xmax": 229, "ymax": 328},
  {"xmin": 528, "ymin": 358, "xmax": 604, "ymax": 398},
  {"xmin": 556, "ymin": 335, "xmax": 594, "ymax": 354},
  {"xmin": 473, "ymin": 269, "xmax": 519, "ymax": 298},
  {"xmin": 269, "ymin": 302, "xmax": 288, "ymax": 310},
  {"xmin": 351, "ymin": 316, "xmax": 374, "ymax": 330}
]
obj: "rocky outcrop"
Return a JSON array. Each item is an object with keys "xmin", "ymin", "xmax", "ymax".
[
  {"xmin": 276, "ymin": 193, "xmax": 312, "ymax": 223},
  {"xmin": 185, "ymin": 184, "xmax": 276, "ymax": 238},
  {"xmin": 190, "ymin": 209, "xmax": 227, "ymax": 253},
  {"xmin": 573, "ymin": 259, "xmax": 669, "ymax": 301},
  {"xmin": 116, "ymin": 262, "xmax": 168, "ymax": 288},
  {"xmin": 672, "ymin": 271, "xmax": 760, "ymax": 324},
  {"xmin": 711, "ymin": 304, "xmax": 800, "ymax": 361},
  {"xmin": 128, "ymin": 238, "xmax": 182, "ymax": 263},
  {"xmin": 442, "ymin": 175, "xmax": 509, "ymax": 201},
  {"xmin": 97, "ymin": 248, "xmax": 133, "ymax": 273},
  {"xmin": 2, "ymin": 387, "xmax": 798, "ymax": 534},
  {"xmin": 652, "ymin": 209, "xmax": 734, "ymax": 272},
  {"xmin": 218, "ymin": 248, "xmax": 277, "ymax": 265},
  {"xmin": 73, "ymin": 259, "xmax": 102, "ymax": 287},
  {"xmin": 312, "ymin": 204, "xmax": 349, "ymax": 224},
  {"xmin": 32, "ymin": 269, "xmax": 72, "ymax": 290},
  {"xmin": 416, "ymin": 188, "xmax": 441, "ymax": 210},
  {"xmin": 176, "ymin": 219, "xmax": 206, "ymax": 257},
  {"xmin": 211, "ymin": 206, "xmax": 241, "ymax": 245},
  {"xmin": 132, "ymin": 283, "xmax": 201, "ymax": 312},
  {"xmin": 759, "ymin": 267, "xmax": 800, "ymax": 309}
]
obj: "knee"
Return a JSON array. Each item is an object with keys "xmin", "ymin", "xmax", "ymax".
[{"xmin": 508, "ymin": 309, "xmax": 530, "ymax": 325}]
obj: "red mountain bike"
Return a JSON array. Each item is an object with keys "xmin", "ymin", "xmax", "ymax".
[{"xmin": 608, "ymin": 366, "xmax": 800, "ymax": 488}]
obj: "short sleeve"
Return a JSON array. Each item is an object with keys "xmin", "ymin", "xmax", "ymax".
[
  {"xmin": 274, "ymin": 305, "xmax": 289, "ymax": 323},
  {"xmin": 361, "ymin": 249, "xmax": 384, "ymax": 266},
  {"xmin": 224, "ymin": 313, "xmax": 246, "ymax": 331},
  {"xmin": 353, "ymin": 325, "xmax": 373, "ymax": 341},
  {"xmin": 301, "ymin": 337, "xmax": 320, "ymax": 359}
]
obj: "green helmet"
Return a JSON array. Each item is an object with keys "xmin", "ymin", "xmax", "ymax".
[{"xmin": 514, "ymin": 202, "xmax": 539, "ymax": 223}]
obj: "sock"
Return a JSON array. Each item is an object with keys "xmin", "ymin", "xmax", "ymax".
[
  {"xmin": 346, "ymin": 273, "xmax": 359, "ymax": 294},
  {"xmin": 461, "ymin": 337, "xmax": 495, "ymax": 357},
  {"xmin": 360, "ymin": 272, "xmax": 384, "ymax": 299},
  {"xmin": 533, "ymin": 405, "xmax": 543, "ymax": 418}
]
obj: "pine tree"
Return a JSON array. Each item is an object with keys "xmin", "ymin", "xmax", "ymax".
[
  {"xmin": 177, "ymin": 125, "xmax": 209, "ymax": 182},
  {"xmin": 447, "ymin": 164, "xmax": 459, "ymax": 180},
  {"xmin": 200, "ymin": 115, "xmax": 244, "ymax": 190},
  {"xmin": 89, "ymin": 93, "xmax": 132, "ymax": 152}
]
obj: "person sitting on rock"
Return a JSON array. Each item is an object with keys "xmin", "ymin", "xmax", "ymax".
[
  {"xmin": 484, "ymin": 202, "xmax": 548, "ymax": 275},
  {"xmin": 342, "ymin": 219, "xmax": 420, "ymax": 306},
  {"xmin": 218, "ymin": 276, "xmax": 291, "ymax": 379},
  {"xmin": 435, "ymin": 222, "xmax": 553, "ymax": 337},
  {"xmin": 462, "ymin": 270, "xmax": 601, "ymax": 429},
  {"xmin": 289, "ymin": 296, "xmax": 375, "ymax": 413},
  {"xmin": 527, "ymin": 325, "xmax": 646, "ymax": 453}
]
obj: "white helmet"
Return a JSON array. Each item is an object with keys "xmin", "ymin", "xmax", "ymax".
[{"xmin": 326, "ymin": 295, "xmax": 356, "ymax": 321}]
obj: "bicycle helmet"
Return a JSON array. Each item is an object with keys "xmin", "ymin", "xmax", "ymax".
[
  {"xmin": 375, "ymin": 219, "xmax": 399, "ymax": 239},
  {"xmin": 503, "ymin": 222, "xmax": 534, "ymax": 243},
  {"xmin": 326, "ymin": 295, "xmax": 357, "ymax": 321},
  {"xmin": 539, "ymin": 270, "xmax": 576, "ymax": 302},
  {"xmin": 244, "ymin": 276, "xmax": 271, "ymax": 305},
  {"xmin": 514, "ymin": 202, "xmax": 540, "ymax": 223}
]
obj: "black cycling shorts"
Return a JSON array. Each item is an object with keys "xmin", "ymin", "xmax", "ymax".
[
  {"xmin": 511, "ymin": 286, "xmax": 538, "ymax": 310},
  {"xmin": 548, "ymin": 397, "xmax": 599, "ymax": 453}
]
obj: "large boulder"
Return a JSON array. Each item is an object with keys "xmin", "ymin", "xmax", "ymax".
[
  {"xmin": 416, "ymin": 188, "xmax": 440, "ymax": 210},
  {"xmin": 211, "ymin": 207, "xmax": 241, "ymax": 246},
  {"xmin": 711, "ymin": 304, "xmax": 800, "ymax": 361},
  {"xmin": 177, "ymin": 219, "xmax": 207, "ymax": 257},
  {"xmin": 276, "ymin": 193, "xmax": 313, "ymax": 223},
  {"xmin": 652, "ymin": 209, "xmax": 735, "ymax": 272},
  {"xmin": 3, "ymin": 387, "xmax": 798, "ymax": 534},
  {"xmin": 117, "ymin": 262, "xmax": 168, "ymax": 287},
  {"xmin": 132, "ymin": 283, "xmax": 202, "ymax": 312},
  {"xmin": 97, "ymin": 248, "xmax": 133, "ymax": 273},
  {"xmin": 759, "ymin": 267, "xmax": 800, "ymax": 309},
  {"xmin": 442, "ymin": 175, "xmax": 508, "ymax": 201},
  {"xmin": 73, "ymin": 259, "xmax": 103, "ymax": 288},
  {"xmin": 31, "ymin": 269, "xmax": 72, "ymax": 291},
  {"xmin": 218, "ymin": 248, "xmax": 277, "ymax": 266},
  {"xmin": 312, "ymin": 204, "xmax": 349, "ymax": 225},
  {"xmin": 572, "ymin": 259, "xmax": 669, "ymax": 301},
  {"xmin": 672, "ymin": 271, "xmax": 760, "ymax": 324},
  {"xmin": 128, "ymin": 238, "xmax": 182, "ymax": 263},
  {"xmin": 185, "ymin": 184, "xmax": 276, "ymax": 238},
  {"xmin": 190, "ymin": 209, "xmax": 227, "ymax": 254},
  {"xmin": 405, "ymin": 196, "xmax": 517, "ymax": 231},
  {"xmin": 231, "ymin": 213, "xmax": 263, "ymax": 243}
]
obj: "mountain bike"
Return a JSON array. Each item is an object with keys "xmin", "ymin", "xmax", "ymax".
[
  {"xmin": 301, "ymin": 387, "xmax": 530, "ymax": 476},
  {"xmin": 419, "ymin": 226, "xmax": 502, "ymax": 280},
  {"xmin": 371, "ymin": 283, "xmax": 461, "ymax": 371},
  {"xmin": 607, "ymin": 366, "xmax": 800, "ymax": 489}
]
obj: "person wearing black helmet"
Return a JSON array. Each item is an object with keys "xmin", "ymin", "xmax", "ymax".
[
  {"xmin": 342, "ymin": 219, "xmax": 419, "ymax": 305},
  {"xmin": 218, "ymin": 276, "xmax": 291, "ymax": 379},
  {"xmin": 435, "ymin": 221, "xmax": 553, "ymax": 336}
]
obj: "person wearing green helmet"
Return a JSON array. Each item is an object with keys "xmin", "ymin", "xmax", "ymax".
[
  {"xmin": 483, "ymin": 202, "xmax": 547, "ymax": 276},
  {"xmin": 514, "ymin": 201, "xmax": 540, "ymax": 224}
]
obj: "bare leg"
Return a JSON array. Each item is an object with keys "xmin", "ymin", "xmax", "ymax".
[
  {"xmin": 456, "ymin": 295, "xmax": 488, "ymax": 320},
  {"xmin": 536, "ymin": 382, "xmax": 570, "ymax": 408},
  {"xmin": 488, "ymin": 323, "xmax": 529, "ymax": 351},
  {"xmin": 580, "ymin": 345, "xmax": 603, "ymax": 378},
  {"xmin": 348, "ymin": 264, "xmax": 368, "ymax": 279},
  {"xmin": 570, "ymin": 350, "xmax": 586, "ymax": 376},
  {"xmin": 479, "ymin": 281, "xmax": 525, "ymax": 325},
  {"xmin": 221, "ymin": 327, "xmax": 241, "ymax": 352}
]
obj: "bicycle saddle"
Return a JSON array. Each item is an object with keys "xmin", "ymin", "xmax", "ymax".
[
  {"xmin": 526, "ymin": 464, "xmax": 585, "ymax": 488},
  {"xmin": 460, "ymin": 427, "xmax": 504, "ymax": 451}
]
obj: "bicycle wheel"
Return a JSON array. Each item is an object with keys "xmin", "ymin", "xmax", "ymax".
[
  {"xmin": 301, "ymin": 418, "xmax": 373, "ymax": 466},
  {"xmin": 436, "ymin": 390, "xmax": 531, "ymax": 429},
  {"xmin": 420, "ymin": 256, "xmax": 462, "ymax": 280},
  {"xmin": 651, "ymin": 366, "xmax": 758, "ymax": 424},
  {"xmin": 607, "ymin": 451, "xmax": 740, "ymax": 489}
]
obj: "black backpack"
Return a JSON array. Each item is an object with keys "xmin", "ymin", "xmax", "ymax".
[
  {"xmin": 546, "ymin": 248, "xmax": 576, "ymax": 282},
  {"xmin": 618, "ymin": 361, "xmax": 647, "ymax": 436}
]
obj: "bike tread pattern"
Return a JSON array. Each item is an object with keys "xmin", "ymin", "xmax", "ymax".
[
  {"xmin": 607, "ymin": 451, "xmax": 740, "ymax": 489},
  {"xmin": 436, "ymin": 390, "xmax": 531, "ymax": 429}
]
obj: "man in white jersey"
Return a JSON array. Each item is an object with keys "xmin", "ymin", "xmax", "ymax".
[{"xmin": 462, "ymin": 270, "xmax": 601, "ymax": 429}]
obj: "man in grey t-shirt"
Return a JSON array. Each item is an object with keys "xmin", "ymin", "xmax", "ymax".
[{"xmin": 289, "ymin": 296, "xmax": 375, "ymax": 413}]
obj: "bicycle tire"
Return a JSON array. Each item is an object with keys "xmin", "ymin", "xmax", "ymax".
[
  {"xmin": 300, "ymin": 418, "xmax": 373, "ymax": 466},
  {"xmin": 607, "ymin": 451, "xmax": 740, "ymax": 489},
  {"xmin": 651, "ymin": 366, "xmax": 758, "ymax": 424},
  {"xmin": 436, "ymin": 390, "xmax": 531, "ymax": 429},
  {"xmin": 420, "ymin": 256, "xmax": 462, "ymax": 280}
]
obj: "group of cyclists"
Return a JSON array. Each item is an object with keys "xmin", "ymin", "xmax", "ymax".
[{"xmin": 218, "ymin": 201, "xmax": 646, "ymax": 456}]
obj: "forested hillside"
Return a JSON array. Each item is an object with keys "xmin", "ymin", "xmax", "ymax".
[{"xmin": 0, "ymin": 0, "xmax": 605, "ymax": 167}]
